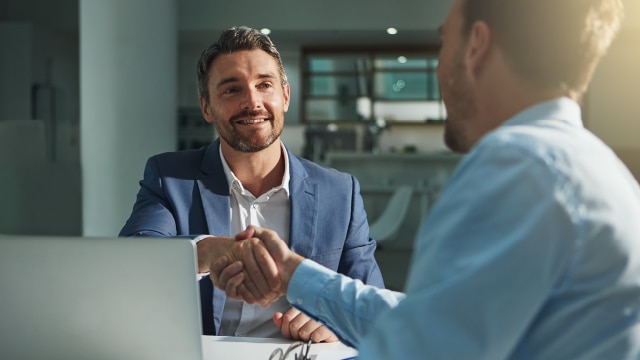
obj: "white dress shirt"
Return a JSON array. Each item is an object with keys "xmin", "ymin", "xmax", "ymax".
[{"xmin": 217, "ymin": 142, "xmax": 292, "ymax": 338}]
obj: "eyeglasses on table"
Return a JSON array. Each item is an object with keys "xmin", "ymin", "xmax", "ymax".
[{"xmin": 268, "ymin": 338, "xmax": 312, "ymax": 360}]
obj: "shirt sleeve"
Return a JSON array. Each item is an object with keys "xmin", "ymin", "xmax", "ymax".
[
  {"xmin": 287, "ymin": 259, "xmax": 405, "ymax": 347},
  {"xmin": 356, "ymin": 140, "xmax": 577, "ymax": 359}
]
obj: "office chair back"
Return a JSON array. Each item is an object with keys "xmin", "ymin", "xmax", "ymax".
[{"xmin": 369, "ymin": 185, "xmax": 413, "ymax": 244}]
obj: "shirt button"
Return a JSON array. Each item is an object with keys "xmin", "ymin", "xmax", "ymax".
[
  {"xmin": 252, "ymin": 203, "xmax": 259, "ymax": 209},
  {"xmin": 296, "ymin": 298, "xmax": 303, "ymax": 305}
]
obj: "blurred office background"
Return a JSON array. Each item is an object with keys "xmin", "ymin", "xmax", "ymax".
[{"xmin": 1, "ymin": 0, "xmax": 639, "ymax": 290}]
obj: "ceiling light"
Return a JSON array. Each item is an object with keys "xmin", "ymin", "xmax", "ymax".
[
  {"xmin": 397, "ymin": 56, "xmax": 407, "ymax": 63},
  {"xmin": 386, "ymin": 27, "xmax": 398, "ymax": 35},
  {"xmin": 260, "ymin": 28, "xmax": 271, "ymax": 35}
]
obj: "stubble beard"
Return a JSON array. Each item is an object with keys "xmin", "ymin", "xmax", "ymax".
[
  {"xmin": 216, "ymin": 111, "xmax": 284, "ymax": 153},
  {"xmin": 441, "ymin": 59, "xmax": 477, "ymax": 154}
]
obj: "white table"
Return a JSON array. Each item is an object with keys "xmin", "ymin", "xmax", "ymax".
[{"xmin": 202, "ymin": 336, "xmax": 358, "ymax": 359}]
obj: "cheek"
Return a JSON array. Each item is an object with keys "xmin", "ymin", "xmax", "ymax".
[
  {"xmin": 437, "ymin": 50, "xmax": 449, "ymax": 81},
  {"xmin": 265, "ymin": 95, "xmax": 287, "ymax": 112}
]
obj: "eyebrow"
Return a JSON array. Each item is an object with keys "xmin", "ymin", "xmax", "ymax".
[{"xmin": 215, "ymin": 73, "xmax": 277, "ymax": 89}]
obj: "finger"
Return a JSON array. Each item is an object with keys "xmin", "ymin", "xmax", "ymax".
[
  {"xmin": 234, "ymin": 225, "xmax": 256, "ymax": 241},
  {"xmin": 251, "ymin": 239, "xmax": 281, "ymax": 294},
  {"xmin": 280, "ymin": 308, "xmax": 300, "ymax": 340},
  {"xmin": 235, "ymin": 283, "xmax": 258, "ymax": 305},
  {"xmin": 209, "ymin": 256, "xmax": 229, "ymax": 289},
  {"xmin": 218, "ymin": 260, "xmax": 242, "ymax": 288},
  {"xmin": 297, "ymin": 319, "xmax": 322, "ymax": 342},
  {"xmin": 217, "ymin": 258, "xmax": 268, "ymax": 306},
  {"xmin": 223, "ymin": 270, "xmax": 244, "ymax": 298},
  {"xmin": 287, "ymin": 313, "xmax": 308, "ymax": 341},
  {"xmin": 239, "ymin": 269, "xmax": 264, "ymax": 304},
  {"xmin": 273, "ymin": 312, "xmax": 284, "ymax": 329},
  {"xmin": 245, "ymin": 226, "xmax": 288, "ymax": 266},
  {"xmin": 309, "ymin": 325, "xmax": 339, "ymax": 343},
  {"xmin": 241, "ymin": 239, "xmax": 275, "ymax": 300}
]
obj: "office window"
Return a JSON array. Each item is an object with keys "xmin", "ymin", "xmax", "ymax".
[{"xmin": 302, "ymin": 48, "xmax": 446, "ymax": 124}]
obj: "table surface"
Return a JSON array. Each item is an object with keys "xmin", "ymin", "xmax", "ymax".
[{"xmin": 202, "ymin": 335, "xmax": 358, "ymax": 360}]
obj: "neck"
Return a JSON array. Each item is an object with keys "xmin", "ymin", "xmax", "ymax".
[
  {"xmin": 474, "ymin": 51, "xmax": 568, "ymax": 140},
  {"xmin": 221, "ymin": 140, "xmax": 285, "ymax": 197}
]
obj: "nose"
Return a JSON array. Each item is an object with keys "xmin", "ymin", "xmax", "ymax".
[{"xmin": 241, "ymin": 88, "xmax": 263, "ymax": 110}]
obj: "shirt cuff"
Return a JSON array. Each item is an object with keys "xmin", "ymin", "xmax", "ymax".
[
  {"xmin": 192, "ymin": 234, "xmax": 210, "ymax": 243},
  {"xmin": 192, "ymin": 235, "xmax": 210, "ymax": 278},
  {"xmin": 286, "ymin": 259, "xmax": 337, "ymax": 311}
]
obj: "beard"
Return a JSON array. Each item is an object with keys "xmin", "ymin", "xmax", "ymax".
[
  {"xmin": 215, "ymin": 109, "xmax": 284, "ymax": 153},
  {"xmin": 439, "ymin": 54, "xmax": 478, "ymax": 154}
]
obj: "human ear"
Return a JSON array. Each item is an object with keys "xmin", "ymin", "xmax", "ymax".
[
  {"xmin": 466, "ymin": 21, "xmax": 492, "ymax": 78},
  {"xmin": 199, "ymin": 97, "xmax": 215, "ymax": 124},
  {"xmin": 282, "ymin": 82, "xmax": 291, "ymax": 113}
]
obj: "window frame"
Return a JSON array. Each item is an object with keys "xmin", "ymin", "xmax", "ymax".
[{"xmin": 301, "ymin": 45, "xmax": 444, "ymax": 125}]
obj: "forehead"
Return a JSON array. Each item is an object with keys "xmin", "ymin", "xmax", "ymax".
[{"xmin": 209, "ymin": 49, "xmax": 280, "ymax": 82}]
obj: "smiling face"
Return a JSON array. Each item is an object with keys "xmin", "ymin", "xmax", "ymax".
[{"xmin": 200, "ymin": 49, "xmax": 290, "ymax": 153}]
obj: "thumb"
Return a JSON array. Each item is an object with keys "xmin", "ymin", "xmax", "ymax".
[
  {"xmin": 235, "ymin": 225, "xmax": 257, "ymax": 241},
  {"xmin": 273, "ymin": 312, "xmax": 284, "ymax": 328}
]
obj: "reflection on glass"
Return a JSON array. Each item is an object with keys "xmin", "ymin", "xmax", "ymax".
[
  {"xmin": 373, "ymin": 101, "xmax": 446, "ymax": 122},
  {"xmin": 305, "ymin": 99, "xmax": 361, "ymax": 121},
  {"xmin": 374, "ymin": 72, "xmax": 438, "ymax": 100},
  {"xmin": 307, "ymin": 55, "xmax": 371, "ymax": 72},
  {"xmin": 304, "ymin": 51, "xmax": 443, "ymax": 123},
  {"xmin": 306, "ymin": 75, "xmax": 365, "ymax": 97},
  {"xmin": 374, "ymin": 57, "xmax": 430, "ymax": 69}
]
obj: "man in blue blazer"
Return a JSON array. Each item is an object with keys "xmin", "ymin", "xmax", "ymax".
[{"xmin": 119, "ymin": 26, "xmax": 384, "ymax": 342}]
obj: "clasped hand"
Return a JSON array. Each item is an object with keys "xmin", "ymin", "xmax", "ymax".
[
  {"xmin": 206, "ymin": 225, "xmax": 337, "ymax": 343},
  {"xmin": 204, "ymin": 225, "xmax": 294, "ymax": 306}
]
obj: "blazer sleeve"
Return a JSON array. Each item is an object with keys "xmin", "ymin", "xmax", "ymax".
[
  {"xmin": 337, "ymin": 175, "xmax": 385, "ymax": 288},
  {"xmin": 119, "ymin": 156, "xmax": 178, "ymax": 237}
]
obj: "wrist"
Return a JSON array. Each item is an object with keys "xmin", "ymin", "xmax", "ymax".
[
  {"xmin": 196, "ymin": 236, "xmax": 234, "ymax": 273},
  {"xmin": 281, "ymin": 253, "xmax": 304, "ymax": 294}
]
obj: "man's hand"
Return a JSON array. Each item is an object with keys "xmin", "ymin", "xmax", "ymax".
[
  {"xmin": 209, "ymin": 225, "xmax": 305, "ymax": 306},
  {"xmin": 198, "ymin": 235, "xmax": 279, "ymax": 306},
  {"xmin": 274, "ymin": 308, "xmax": 339, "ymax": 343}
]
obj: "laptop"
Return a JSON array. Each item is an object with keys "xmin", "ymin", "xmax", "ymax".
[{"xmin": 0, "ymin": 235, "xmax": 203, "ymax": 360}]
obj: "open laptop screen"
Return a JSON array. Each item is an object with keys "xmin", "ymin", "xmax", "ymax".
[{"xmin": 0, "ymin": 236, "xmax": 203, "ymax": 360}]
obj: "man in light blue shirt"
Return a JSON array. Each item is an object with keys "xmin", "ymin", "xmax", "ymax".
[{"xmin": 211, "ymin": 0, "xmax": 640, "ymax": 358}]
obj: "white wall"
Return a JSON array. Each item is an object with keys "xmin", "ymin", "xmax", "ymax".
[{"xmin": 80, "ymin": 0, "xmax": 177, "ymax": 236}]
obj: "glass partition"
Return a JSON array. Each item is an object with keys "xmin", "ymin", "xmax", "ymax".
[{"xmin": 303, "ymin": 49, "xmax": 444, "ymax": 124}]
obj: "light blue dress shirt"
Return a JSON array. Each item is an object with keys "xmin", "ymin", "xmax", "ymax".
[{"xmin": 287, "ymin": 98, "xmax": 640, "ymax": 359}]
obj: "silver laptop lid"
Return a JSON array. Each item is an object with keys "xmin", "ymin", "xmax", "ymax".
[{"xmin": 0, "ymin": 236, "xmax": 203, "ymax": 360}]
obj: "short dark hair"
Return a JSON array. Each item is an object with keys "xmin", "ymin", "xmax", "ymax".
[
  {"xmin": 461, "ymin": 0, "xmax": 623, "ymax": 99},
  {"xmin": 196, "ymin": 26, "xmax": 287, "ymax": 103}
]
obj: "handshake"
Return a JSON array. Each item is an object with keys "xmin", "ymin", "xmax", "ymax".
[
  {"xmin": 198, "ymin": 225, "xmax": 338, "ymax": 343},
  {"xmin": 206, "ymin": 225, "xmax": 302, "ymax": 306}
]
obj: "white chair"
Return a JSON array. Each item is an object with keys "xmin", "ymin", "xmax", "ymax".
[{"xmin": 369, "ymin": 185, "xmax": 413, "ymax": 244}]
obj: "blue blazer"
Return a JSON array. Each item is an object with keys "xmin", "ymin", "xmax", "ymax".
[{"xmin": 120, "ymin": 139, "xmax": 385, "ymax": 335}]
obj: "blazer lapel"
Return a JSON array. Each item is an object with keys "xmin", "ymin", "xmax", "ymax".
[
  {"xmin": 197, "ymin": 140, "xmax": 232, "ymax": 237},
  {"xmin": 196, "ymin": 139, "xmax": 231, "ymax": 335},
  {"xmin": 288, "ymin": 153, "xmax": 318, "ymax": 258}
]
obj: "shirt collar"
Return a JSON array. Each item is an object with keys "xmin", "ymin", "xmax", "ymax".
[
  {"xmin": 502, "ymin": 97, "xmax": 583, "ymax": 129},
  {"xmin": 219, "ymin": 141, "xmax": 291, "ymax": 197}
]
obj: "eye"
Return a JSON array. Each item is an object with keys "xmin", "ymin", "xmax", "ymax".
[
  {"xmin": 222, "ymin": 87, "xmax": 239, "ymax": 95},
  {"xmin": 258, "ymin": 82, "xmax": 273, "ymax": 89}
]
